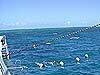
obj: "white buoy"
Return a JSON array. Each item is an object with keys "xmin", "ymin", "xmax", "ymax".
[
  {"xmin": 46, "ymin": 42, "xmax": 51, "ymax": 45},
  {"xmin": 32, "ymin": 44, "xmax": 36, "ymax": 48},
  {"xmin": 53, "ymin": 33, "xmax": 57, "ymax": 35},
  {"xmin": 85, "ymin": 54, "xmax": 88, "ymax": 58},
  {"xmin": 35, "ymin": 62, "xmax": 45, "ymax": 69},
  {"xmin": 59, "ymin": 61, "xmax": 64, "ymax": 69},
  {"xmin": 60, "ymin": 61, "xmax": 64, "ymax": 66},
  {"xmin": 62, "ymin": 36, "xmax": 65, "ymax": 38},
  {"xmin": 85, "ymin": 54, "xmax": 89, "ymax": 61},
  {"xmin": 48, "ymin": 62, "xmax": 54, "ymax": 65},
  {"xmin": 70, "ymin": 37, "xmax": 79, "ymax": 40},
  {"xmin": 76, "ymin": 57, "xmax": 80, "ymax": 64}
]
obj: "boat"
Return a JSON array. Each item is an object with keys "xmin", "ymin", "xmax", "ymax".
[{"xmin": 0, "ymin": 35, "xmax": 11, "ymax": 75}]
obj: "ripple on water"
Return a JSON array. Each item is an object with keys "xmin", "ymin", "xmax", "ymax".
[{"xmin": 2, "ymin": 27, "xmax": 100, "ymax": 75}]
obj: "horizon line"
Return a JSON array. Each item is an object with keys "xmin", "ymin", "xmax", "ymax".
[{"xmin": 0, "ymin": 26, "xmax": 98, "ymax": 31}]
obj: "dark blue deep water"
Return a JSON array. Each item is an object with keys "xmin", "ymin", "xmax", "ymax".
[{"xmin": 0, "ymin": 27, "xmax": 100, "ymax": 75}]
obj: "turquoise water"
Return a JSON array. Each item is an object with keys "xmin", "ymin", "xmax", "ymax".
[{"xmin": 0, "ymin": 27, "xmax": 100, "ymax": 75}]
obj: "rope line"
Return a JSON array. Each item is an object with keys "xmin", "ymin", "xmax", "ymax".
[{"xmin": 44, "ymin": 24, "xmax": 100, "ymax": 44}]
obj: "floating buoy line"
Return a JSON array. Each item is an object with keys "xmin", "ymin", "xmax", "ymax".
[
  {"xmin": 44, "ymin": 24, "xmax": 100, "ymax": 43},
  {"xmin": 11, "ymin": 24, "xmax": 100, "ymax": 70},
  {"xmin": 32, "ymin": 23, "xmax": 100, "ymax": 69}
]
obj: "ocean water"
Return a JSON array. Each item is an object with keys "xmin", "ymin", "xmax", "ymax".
[{"xmin": 0, "ymin": 27, "xmax": 100, "ymax": 75}]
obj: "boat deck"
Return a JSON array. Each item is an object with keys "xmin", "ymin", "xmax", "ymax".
[{"xmin": 0, "ymin": 36, "xmax": 11, "ymax": 75}]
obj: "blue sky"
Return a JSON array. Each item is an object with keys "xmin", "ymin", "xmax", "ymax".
[{"xmin": 0, "ymin": 0, "xmax": 100, "ymax": 30}]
